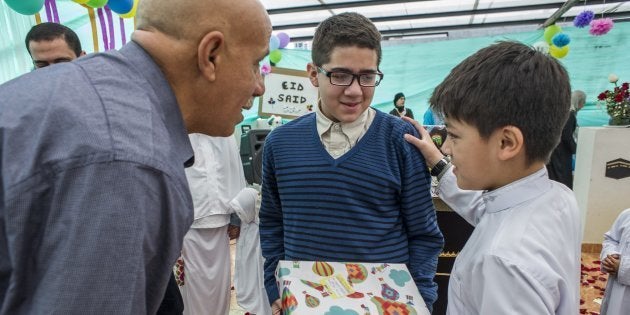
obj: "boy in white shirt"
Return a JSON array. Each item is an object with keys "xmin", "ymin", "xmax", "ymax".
[
  {"xmin": 600, "ymin": 208, "xmax": 630, "ymax": 315},
  {"xmin": 403, "ymin": 41, "xmax": 582, "ymax": 314}
]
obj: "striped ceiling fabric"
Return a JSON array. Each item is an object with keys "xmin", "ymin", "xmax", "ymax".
[{"xmin": 261, "ymin": 0, "xmax": 630, "ymax": 44}]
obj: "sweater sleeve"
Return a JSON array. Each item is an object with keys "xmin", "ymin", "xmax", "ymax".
[
  {"xmin": 259, "ymin": 133, "xmax": 284, "ymax": 304},
  {"xmin": 399, "ymin": 123, "xmax": 444, "ymax": 311}
]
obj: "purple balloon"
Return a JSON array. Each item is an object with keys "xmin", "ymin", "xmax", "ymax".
[{"xmin": 277, "ymin": 32, "xmax": 291, "ymax": 48}]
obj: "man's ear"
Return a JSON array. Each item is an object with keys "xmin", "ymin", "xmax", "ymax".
[
  {"xmin": 79, "ymin": 51, "xmax": 86, "ymax": 57},
  {"xmin": 496, "ymin": 125, "xmax": 524, "ymax": 161},
  {"xmin": 306, "ymin": 62, "xmax": 319, "ymax": 87},
  {"xmin": 198, "ymin": 31, "xmax": 224, "ymax": 81}
]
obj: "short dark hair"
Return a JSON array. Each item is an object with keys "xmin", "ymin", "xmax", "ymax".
[
  {"xmin": 393, "ymin": 92, "xmax": 405, "ymax": 105},
  {"xmin": 311, "ymin": 12, "xmax": 382, "ymax": 67},
  {"xmin": 430, "ymin": 41, "xmax": 570, "ymax": 164},
  {"xmin": 25, "ymin": 22, "xmax": 83, "ymax": 57}
]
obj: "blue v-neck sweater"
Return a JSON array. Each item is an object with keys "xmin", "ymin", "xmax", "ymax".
[{"xmin": 260, "ymin": 110, "xmax": 444, "ymax": 310}]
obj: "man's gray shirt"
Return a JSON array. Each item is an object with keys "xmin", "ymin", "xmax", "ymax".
[{"xmin": 0, "ymin": 41, "xmax": 194, "ymax": 314}]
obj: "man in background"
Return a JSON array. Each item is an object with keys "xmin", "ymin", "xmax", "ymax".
[
  {"xmin": 179, "ymin": 100, "xmax": 259, "ymax": 315},
  {"xmin": 0, "ymin": 0, "xmax": 271, "ymax": 313},
  {"xmin": 25, "ymin": 22, "xmax": 85, "ymax": 69},
  {"xmin": 546, "ymin": 90, "xmax": 585, "ymax": 189},
  {"xmin": 389, "ymin": 92, "xmax": 414, "ymax": 118}
]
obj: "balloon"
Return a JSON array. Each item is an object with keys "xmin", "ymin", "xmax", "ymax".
[
  {"xmin": 277, "ymin": 32, "xmax": 291, "ymax": 48},
  {"xmin": 549, "ymin": 45, "xmax": 569, "ymax": 59},
  {"xmin": 312, "ymin": 261, "xmax": 334, "ymax": 277},
  {"xmin": 269, "ymin": 50, "xmax": 282, "ymax": 64},
  {"xmin": 532, "ymin": 41, "xmax": 549, "ymax": 54},
  {"xmin": 5, "ymin": 0, "xmax": 45, "ymax": 15},
  {"xmin": 107, "ymin": 0, "xmax": 134, "ymax": 14},
  {"xmin": 119, "ymin": 0, "xmax": 140, "ymax": 18},
  {"xmin": 269, "ymin": 35, "xmax": 280, "ymax": 51},
  {"xmin": 86, "ymin": 0, "xmax": 108, "ymax": 8},
  {"xmin": 543, "ymin": 24, "xmax": 562, "ymax": 44},
  {"xmin": 73, "ymin": 0, "xmax": 90, "ymax": 4}
]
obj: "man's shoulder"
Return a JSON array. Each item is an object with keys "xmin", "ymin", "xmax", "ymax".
[{"xmin": 0, "ymin": 56, "xmax": 183, "ymax": 183}]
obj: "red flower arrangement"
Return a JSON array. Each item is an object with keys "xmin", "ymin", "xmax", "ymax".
[{"xmin": 597, "ymin": 74, "xmax": 630, "ymax": 125}]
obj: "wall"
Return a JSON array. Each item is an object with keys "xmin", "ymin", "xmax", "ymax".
[{"xmin": 574, "ymin": 127, "xmax": 630, "ymax": 244}]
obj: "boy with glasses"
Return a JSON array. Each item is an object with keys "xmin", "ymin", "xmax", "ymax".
[{"xmin": 259, "ymin": 12, "xmax": 444, "ymax": 314}]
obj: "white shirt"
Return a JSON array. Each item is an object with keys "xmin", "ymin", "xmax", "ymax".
[
  {"xmin": 600, "ymin": 208, "xmax": 630, "ymax": 315},
  {"xmin": 437, "ymin": 168, "xmax": 582, "ymax": 315},
  {"xmin": 185, "ymin": 134, "xmax": 248, "ymax": 229},
  {"xmin": 316, "ymin": 107, "xmax": 375, "ymax": 158}
]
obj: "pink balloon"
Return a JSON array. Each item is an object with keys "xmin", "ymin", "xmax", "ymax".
[{"xmin": 277, "ymin": 32, "xmax": 290, "ymax": 48}]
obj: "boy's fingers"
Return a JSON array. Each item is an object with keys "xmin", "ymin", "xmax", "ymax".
[
  {"xmin": 404, "ymin": 133, "xmax": 424, "ymax": 149},
  {"xmin": 402, "ymin": 116, "xmax": 430, "ymax": 139}
]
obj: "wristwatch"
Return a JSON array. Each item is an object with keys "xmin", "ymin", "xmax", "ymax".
[{"xmin": 430, "ymin": 158, "xmax": 449, "ymax": 177}]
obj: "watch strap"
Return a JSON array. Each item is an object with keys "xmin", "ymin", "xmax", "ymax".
[{"xmin": 430, "ymin": 158, "xmax": 448, "ymax": 177}]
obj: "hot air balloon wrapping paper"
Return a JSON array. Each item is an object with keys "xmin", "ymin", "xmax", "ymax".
[{"xmin": 275, "ymin": 260, "xmax": 430, "ymax": 315}]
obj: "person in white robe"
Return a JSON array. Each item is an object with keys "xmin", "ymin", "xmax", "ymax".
[
  {"xmin": 600, "ymin": 208, "xmax": 630, "ymax": 315},
  {"xmin": 402, "ymin": 41, "xmax": 582, "ymax": 314},
  {"xmin": 180, "ymin": 133, "xmax": 258, "ymax": 315}
]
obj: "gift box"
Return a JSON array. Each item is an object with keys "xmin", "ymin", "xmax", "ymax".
[{"xmin": 275, "ymin": 260, "xmax": 430, "ymax": 315}]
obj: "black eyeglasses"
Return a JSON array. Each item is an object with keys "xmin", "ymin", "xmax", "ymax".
[{"xmin": 317, "ymin": 66, "xmax": 383, "ymax": 87}]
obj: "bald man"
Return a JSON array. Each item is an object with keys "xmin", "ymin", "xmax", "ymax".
[{"xmin": 0, "ymin": 0, "xmax": 271, "ymax": 313}]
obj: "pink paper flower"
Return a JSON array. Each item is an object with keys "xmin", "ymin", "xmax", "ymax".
[{"xmin": 589, "ymin": 18, "xmax": 614, "ymax": 36}]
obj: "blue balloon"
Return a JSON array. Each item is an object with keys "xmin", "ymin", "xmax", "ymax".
[
  {"xmin": 269, "ymin": 35, "xmax": 280, "ymax": 51},
  {"xmin": 108, "ymin": 0, "xmax": 134, "ymax": 14},
  {"xmin": 552, "ymin": 33, "xmax": 571, "ymax": 48}
]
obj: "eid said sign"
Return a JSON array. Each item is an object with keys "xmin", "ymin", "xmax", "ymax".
[{"xmin": 258, "ymin": 67, "xmax": 318, "ymax": 119}]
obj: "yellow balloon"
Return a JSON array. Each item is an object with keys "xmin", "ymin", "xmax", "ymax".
[
  {"xmin": 73, "ymin": 0, "xmax": 90, "ymax": 4},
  {"xmin": 543, "ymin": 24, "xmax": 562, "ymax": 44},
  {"xmin": 120, "ymin": 0, "xmax": 139, "ymax": 18},
  {"xmin": 549, "ymin": 45, "xmax": 569, "ymax": 59}
]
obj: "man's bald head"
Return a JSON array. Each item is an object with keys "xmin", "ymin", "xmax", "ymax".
[
  {"xmin": 136, "ymin": 0, "xmax": 268, "ymax": 42},
  {"xmin": 132, "ymin": 0, "xmax": 272, "ymax": 137}
]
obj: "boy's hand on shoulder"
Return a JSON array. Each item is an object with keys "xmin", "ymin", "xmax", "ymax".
[{"xmin": 401, "ymin": 117, "xmax": 445, "ymax": 167}]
